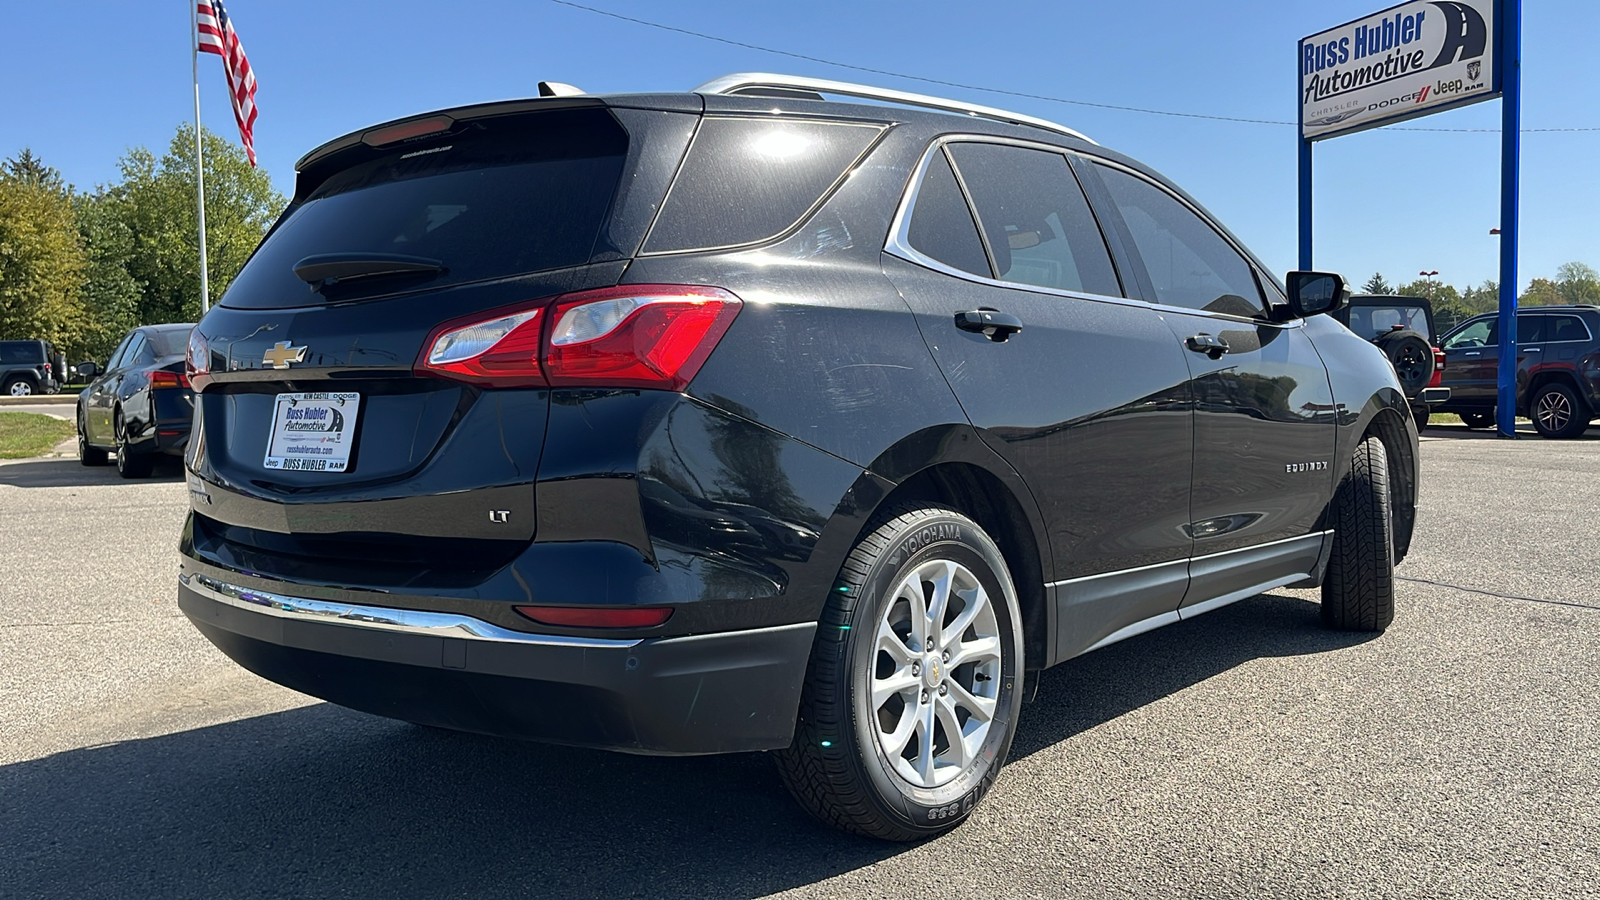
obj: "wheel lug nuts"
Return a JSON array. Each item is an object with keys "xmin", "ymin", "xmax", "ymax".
[
  {"xmin": 911, "ymin": 663, "xmax": 920, "ymax": 675},
  {"xmin": 942, "ymin": 651, "xmax": 950, "ymax": 663},
  {"xmin": 925, "ymin": 639, "xmax": 934, "ymax": 651},
  {"xmin": 920, "ymin": 691, "xmax": 928, "ymax": 704},
  {"xmin": 938, "ymin": 684, "xmax": 948, "ymax": 696}
]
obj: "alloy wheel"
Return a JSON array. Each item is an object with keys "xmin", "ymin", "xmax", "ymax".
[
  {"xmin": 8, "ymin": 381, "xmax": 32, "ymax": 396},
  {"xmin": 870, "ymin": 558, "xmax": 1002, "ymax": 788},
  {"xmin": 1536, "ymin": 391, "xmax": 1572, "ymax": 433}
]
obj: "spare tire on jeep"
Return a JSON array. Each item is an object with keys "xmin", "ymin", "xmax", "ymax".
[{"xmin": 1375, "ymin": 330, "xmax": 1433, "ymax": 395}]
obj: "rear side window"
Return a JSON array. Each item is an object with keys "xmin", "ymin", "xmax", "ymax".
[
  {"xmin": 1096, "ymin": 164, "xmax": 1264, "ymax": 318},
  {"xmin": 1547, "ymin": 315, "xmax": 1591, "ymax": 342},
  {"xmin": 643, "ymin": 117, "xmax": 884, "ymax": 253},
  {"xmin": 945, "ymin": 143, "xmax": 1119, "ymax": 297},
  {"xmin": 223, "ymin": 108, "xmax": 629, "ymax": 309},
  {"xmin": 0, "ymin": 343, "xmax": 40, "ymax": 365},
  {"xmin": 906, "ymin": 151, "xmax": 990, "ymax": 277}
]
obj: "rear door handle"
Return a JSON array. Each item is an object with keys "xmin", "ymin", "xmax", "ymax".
[
  {"xmin": 1185, "ymin": 333, "xmax": 1230, "ymax": 359},
  {"xmin": 1464, "ymin": 351, "xmax": 1481, "ymax": 357},
  {"xmin": 954, "ymin": 308, "xmax": 1023, "ymax": 342}
]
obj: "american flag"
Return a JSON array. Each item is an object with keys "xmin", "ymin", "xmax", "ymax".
[{"xmin": 197, "ymin": 0, "xmax": 258, "ymax": 166}]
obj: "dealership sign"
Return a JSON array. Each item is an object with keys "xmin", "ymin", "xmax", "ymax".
[{"xmin": 1300, "ymin": 0, "xmax": 1500, "ymax": 140}]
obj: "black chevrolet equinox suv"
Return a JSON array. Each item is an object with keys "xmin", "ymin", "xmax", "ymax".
[{"xmin": 179, "ymin": 73, "xmax": 1420, "ymax": 840}]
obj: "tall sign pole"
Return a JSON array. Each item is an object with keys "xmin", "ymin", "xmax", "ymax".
[
  {"xmin": 1299, "ymin": 0, "xmax": 1511, "ymax": 431},
  {"xmin": 1495, "ymin": 0, "xmax": 1521, "ymax": 438},
  {"xmin": 191, "ymin": 0, "xmax": 211, "ymax": 316}
]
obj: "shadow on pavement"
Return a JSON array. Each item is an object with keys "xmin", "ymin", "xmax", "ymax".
[
  {"xmin": 0, "ymin": 593, "xmax": 1366, "ymax": 899},
  {"xmin": 0, "ymin": 456, "xmax": 183, "ymax": 488}
]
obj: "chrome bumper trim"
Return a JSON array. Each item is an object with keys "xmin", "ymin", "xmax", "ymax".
[{"xmin": 180, "ymin": 572, "xmax": 642, "ymax": 649}]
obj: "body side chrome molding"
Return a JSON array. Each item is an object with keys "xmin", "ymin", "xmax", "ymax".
[
  {"xmin": 180, "ymin": 572, "xmax": 643, "ymax": 649},
  {"xmin": 695, "ymin": 72, "xmax": 1096, "ymax": 145},
  {"xmin": 1046, "ymin": 530, "xmax": 1334, "ymax": 589}
]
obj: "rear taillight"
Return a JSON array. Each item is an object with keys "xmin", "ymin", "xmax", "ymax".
[
  {"xmin": 150, "ymin": 370, "xmax": 191, "ymax": 389},
  {"xmin": 414, "ymin": 285, "xmax": 742, "ymax": 391},
  {"xmin": 513, "ymin": 605, "xmax": 674, "ymax": 629},
  {"xmin": 186, "ymin": 329, "xmax": 209, "ymax": 379},
  {"xmin": 419, "ymin": 308, "xmax": 547, "ymax": 387}
]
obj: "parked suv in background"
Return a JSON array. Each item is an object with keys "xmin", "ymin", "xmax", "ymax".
[
  {"xmin": 75, "ymin": 323, "xmax": 196, "ymax": 477},
  {"xmin": 0, "ymin": 339, "xmax": 65, "ymax": 396},
  {"xmin": 177, "ymin": 73, "xmax": 1420, "ymax": 841},
  {"xmin": 1436, "ymin": 305, "xmax": 1600, "ymax": 438},
  {"xmin": 1331, "ymin": 294, "xmax": 1447, "ymax": 429}
]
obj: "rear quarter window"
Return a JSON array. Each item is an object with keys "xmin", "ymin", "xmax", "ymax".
[
  {"xmin": 642, "ymin": 117, "xmax": 885, "ymax": 254},
  {"xmin": 222, "ymin": 108, "xmax": 629, "ymax": 309}
]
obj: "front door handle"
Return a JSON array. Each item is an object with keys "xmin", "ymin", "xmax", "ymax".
[
  {"xmin": 1185, "ymin": 333, "xmax": 1230, "ymax": 359},
  {"xmin": 954, "ymin": 308, "xmax": 1023, "ymax": 342}
]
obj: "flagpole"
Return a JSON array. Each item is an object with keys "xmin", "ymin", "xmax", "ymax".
[{"xmin": 191, "ymin": 0, "xmax": 210, "ymax": 316}]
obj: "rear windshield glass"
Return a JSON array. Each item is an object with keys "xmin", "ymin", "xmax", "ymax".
[
  {"xmin": 1347, "ymin": 303, "xmax": 1432, "ymax": 342},
  {"xmin": 222, "ymin": 108, "xmax": 628, "ymax": 308},
  {"xmin": 642, "ymin": 117, "xmax": 884, "ymax": 254},
  {"xmin": 147, "ymin": 329, "xmax": 191, "ymax": 357}
]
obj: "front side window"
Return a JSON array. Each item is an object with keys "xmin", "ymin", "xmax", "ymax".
[
  {"xmin": 945, "ymin": 143, "xmax": 1119, "ymax": 297},
  {"xmin": 1443, "ymin": 319, "xmax": 1494, "ymax": 349},
  {"xmin": 1096, "ymin": 165, "xmax": 1264, "ymax": 318}
]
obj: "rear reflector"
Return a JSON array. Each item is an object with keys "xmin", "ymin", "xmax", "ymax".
[
  {"xmin": 414, "ymin": 285, "xmax": 741, "ymax": 392},
  {"xmin": 513, "ymin": 605, "xmax": 674, "ymax": 629}
]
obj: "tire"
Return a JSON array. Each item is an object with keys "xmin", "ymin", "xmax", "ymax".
[
  {"xmin": 1459, "ymin": 411, "xmax": 1493, "ymax": 429},
  {"xmin": 77, "ymin": 413, "xmax": 109, "ymax": 467},
  {"xmin": 775, "ymin": 506, "xmax": 1024, "ymax": 841},
  {"xmin": 1529, "ymin": 382, "xmax": 1591, "ymax": 439},
  {"xmin": 1321, "ymin": 436, "xmax": 1396, "ymax": 632},
  {"xmin": 1375, "ymin": 331, "xmax": 1433, "ymax": 395},
  {"xmin": 114, "ymin": 409, "xmax": 154, "ymax": 479},
  {"xmin": 4, "ymin": 376, "xmax": 36, "ymax": 397}
]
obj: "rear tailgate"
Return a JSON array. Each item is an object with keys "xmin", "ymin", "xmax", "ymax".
[{"xmin": 187, "ymin": 102, "xmax": 697, "ymax": 583}]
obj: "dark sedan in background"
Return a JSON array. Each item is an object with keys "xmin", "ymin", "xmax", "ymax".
[{"xmin": 76, "ymin": 323, "xmax": 195, "ymax": 477}]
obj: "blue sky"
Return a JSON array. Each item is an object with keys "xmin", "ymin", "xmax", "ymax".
[{"xmin": 1, "ymin": 0, "xmax": 1594, "ymax": 290}]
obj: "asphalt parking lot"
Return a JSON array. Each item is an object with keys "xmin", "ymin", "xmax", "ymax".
[{"xmin": 2, "ymin": 423, "xmax": 1596, "ymax": 899}]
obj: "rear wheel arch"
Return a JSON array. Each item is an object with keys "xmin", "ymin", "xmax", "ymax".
[
  {"xmin": 858, "ymin": 460, "xmax": 1050, "ymax": 673},
  {"xmin": 1526, "ymin": 371, "xmax": 1590, "ymax": 411}
]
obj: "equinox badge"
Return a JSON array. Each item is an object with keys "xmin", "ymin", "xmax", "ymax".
[{"xmin": 262, "ymin": 341, "xmax": 308, "ymax": 369}]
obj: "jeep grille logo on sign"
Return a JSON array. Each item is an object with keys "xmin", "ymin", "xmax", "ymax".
[{"xmin": 1300, "ymin": 0, "xmax": 1499, "ymax": 140}]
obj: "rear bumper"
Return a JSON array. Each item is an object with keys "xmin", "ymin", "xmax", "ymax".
[{"xmin": 178, "ymin": 570, "xmax": 815, "ymax": 755}]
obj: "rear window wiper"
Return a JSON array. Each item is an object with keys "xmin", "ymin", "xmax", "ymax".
[{"xmin": 293, "ymin": 253, "xmax": 444, "ymax": 291}]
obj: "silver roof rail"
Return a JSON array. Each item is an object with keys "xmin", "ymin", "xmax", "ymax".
[{"xmin": 694, "ymin": 72, "xmax": 1096, "ymax": 145}]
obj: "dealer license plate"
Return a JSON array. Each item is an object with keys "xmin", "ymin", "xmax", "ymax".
[{"xmin": 263, "ymin": 392, "xmax": 361, "ymax": 472}]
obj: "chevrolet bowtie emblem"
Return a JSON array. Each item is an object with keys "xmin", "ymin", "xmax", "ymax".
[{"xmin": 262, "ymin": 341, "xmax": 308, "ymax": 369}]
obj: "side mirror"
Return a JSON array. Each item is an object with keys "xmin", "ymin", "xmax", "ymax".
[
  {"xmin": 1285, "ymin": 271, "xmax": 1350, "ymax": 319},
  {"xmin": 75, "ymin": 360, "xmax": 99, "ymax": 379}
]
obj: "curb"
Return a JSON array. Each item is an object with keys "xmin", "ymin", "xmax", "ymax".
[{"xmin": 0, "ymin": 394, "xmax": 80, "ymax": 406}]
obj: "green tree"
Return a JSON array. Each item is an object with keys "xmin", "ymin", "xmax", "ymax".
[
  {"xmin": 0, "ymin": 163, "xmax": 87, "ymax": 350},
  {"xmin": 109, "ymin": 124, "xmax": 283, "ymax": 324},
  {"xmin": 72, "ymin": 190, "xmax": 143, "ymax": 361},
  {"xmin": 1520, "ymin": 278, "xmax": 1564, "ymax": 307},
  {"xmin": 2, "ymin": 148, "xmax": 65, "ymax": 193},
  {"xmin": 1555, "ymin": 262, "xmax": 1600, "ymax": 305},
  {"xmin": 1360, "ymin": 272, "xmax": 1391, "ymax": 294},
  {"xmin": 1396, "ymin": 278, "xmax": 1460, "ymax": 311}
]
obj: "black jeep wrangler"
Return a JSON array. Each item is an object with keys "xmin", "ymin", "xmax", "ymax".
[{"xmin": 1332, "ymin": 294, "xmax": 1447, "ymax": 428}]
